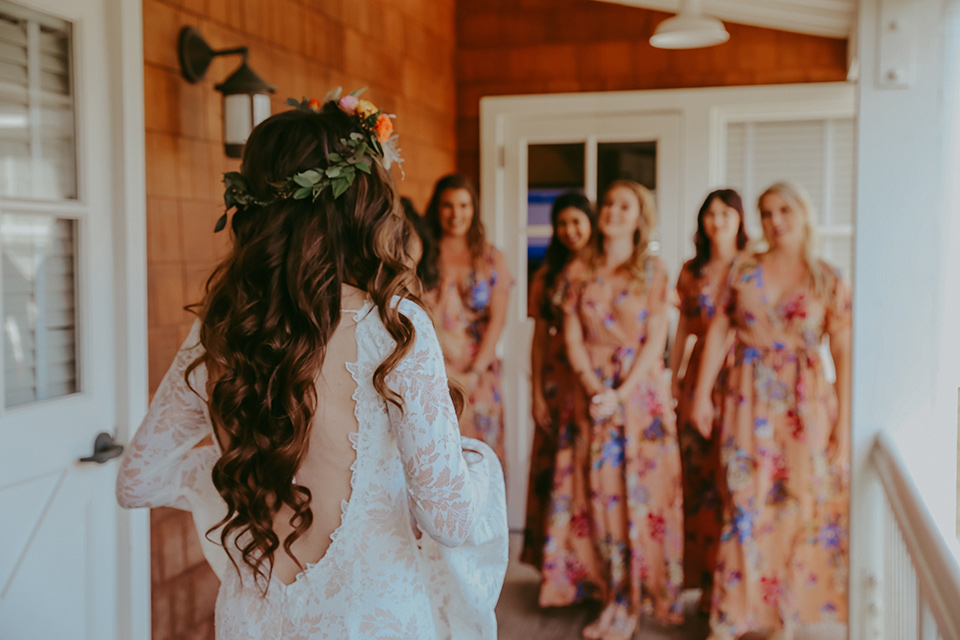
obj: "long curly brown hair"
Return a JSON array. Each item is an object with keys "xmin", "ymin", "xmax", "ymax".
[{"xmin": 186, "ymin": 104, "xmax": 431, "ymax": 590}]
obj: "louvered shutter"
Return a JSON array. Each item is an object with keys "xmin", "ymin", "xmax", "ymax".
[
  {"xmin": 724, "ymin": 117, "xmax": 855, "ymax": 279},
  {"xmin": 0, "ymin": 6, "xmax": 77, "ymax": 407}
]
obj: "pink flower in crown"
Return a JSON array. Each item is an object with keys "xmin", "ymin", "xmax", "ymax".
[{"xmin": 339, "ymin": 95, "xmax": 359, "ymax": 115}]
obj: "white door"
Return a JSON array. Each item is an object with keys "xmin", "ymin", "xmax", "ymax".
[
  {"xmin": 0, "ymin": 0, "xmax": 133, "ymax": 638},
  {"xmin": 490, "ymin": 112, "xmax": 682, "ymax": 528}
]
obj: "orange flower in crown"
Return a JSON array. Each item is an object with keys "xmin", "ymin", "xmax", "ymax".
[
  {"xmin": 215, "ymin": 87, "xmax": 405, "ymax": 231},
  {"xmin": 375, "ymin": 114, "xmax": 393, "ymax": 141}
]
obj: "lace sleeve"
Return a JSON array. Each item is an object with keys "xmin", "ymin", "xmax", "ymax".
[
  {"xmin": 116, "ymin": 321, "xmax": 214, "ymax": 511},
  {"xmin": 386, "ymin": 301, "xmax": 480, "ymax": 548}
]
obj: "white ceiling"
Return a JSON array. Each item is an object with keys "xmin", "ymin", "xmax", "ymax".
[{"xmin": 595, "ymin": 0, "xmax": 857, "ymax": 38}]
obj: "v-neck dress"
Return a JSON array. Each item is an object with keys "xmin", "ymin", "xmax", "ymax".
[
  {"xmin": 117, "ymin": 299, "xmax": 509, "ymax": 639},
  {"xmin": 548, "ymin": 257, "xmax": 684, "ymax": 623},
  {"xmin": 710, "ymin": 252, "xmax": 851, "ymax": 636}
]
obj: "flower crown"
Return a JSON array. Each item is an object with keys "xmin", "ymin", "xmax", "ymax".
[{"xmin": 215, "ymin": 87, "xmax": 403, "ymax": 232}]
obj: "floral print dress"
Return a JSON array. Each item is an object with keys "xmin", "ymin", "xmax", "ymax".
[
  {"xmin": 521, "ymin": 266, "xmax": 580, "ymax": 571},
  {"xmin": 547, "ymin": 257, "xmax": 684, "ymax": 623},
  {"xmin": 674, "ymin": 259, "xmax": 731, "ymax": 603},
  {"xmin": 710, "ymin": 253, "xmax": 851, "ymax": 636},
  {"xmin": 430, "ymin": 244, "xmax": 512, "ymax": 468}
]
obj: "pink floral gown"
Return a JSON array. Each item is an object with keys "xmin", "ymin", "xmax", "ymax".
[
  {"xmin": 674, "ymin": 259, "xmax": 731, "ymax": 605},
  {"xmin": 550, "ymin": 257, "xmax": 684, "ymax": 623},
  {"xmin": 710, "ymin": 252, "xmax": 851, "ymax": 636},
  {"xmin": 429, "ymin": 244, "xmax": 512, "ymax": 468}
]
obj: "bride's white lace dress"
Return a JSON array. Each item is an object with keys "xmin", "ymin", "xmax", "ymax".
[{"xmin": 117, "ymin": 299, "xmax": 509, "ymax": 639}]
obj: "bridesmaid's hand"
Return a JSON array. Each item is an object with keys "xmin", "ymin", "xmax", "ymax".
[
  {"xmin": 589, "ymin": 389, "xmax": 619, "ymax": 422},
  {"xmin": 449, "ymin": 368, "xmax": 479, "ymax": 393},
  {"xmin": 671, "ymin": 375, "xmax": 682, "ymax": 407},
  {"xmin": 828, "ymin": 416, "xmax": 851, "ymax": 469},
  {"xmin": 532, "ymin": 392, "xmax": 552, "ymax": 433},
  {"xmin": 690, "ymin": 393, "xmax": 714, "ymax": 439}
]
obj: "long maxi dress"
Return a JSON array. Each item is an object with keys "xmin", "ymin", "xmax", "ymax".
[
  {"xmin": 430, "ymin": 244, "xmax": 512, "ymax": 469},
  {"xmin": 116, "ymin": 299, "xmax": 509, "ymax": 640},
  {"xmin": 523, "ymin": 265, "xmax": 604, "ymax": 600},
  {"xmin": 520, "ymin": 265, "xmax": 576, "ymax": 569},
  {"xmin": 710, "ymin": 253, "xmax": 851, "ymax": 636},
  {"xmin": 557, "ymin": 256, "xmax": 684, "ymax": 623},
  {"xmin": 674, "ymin": 259, "xmax": 731, "ymax": 605}
]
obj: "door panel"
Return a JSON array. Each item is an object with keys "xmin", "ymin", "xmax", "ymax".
[
  {"xmin": 496, "ymin": 112, "xmax": 682, "ymax": 528},
  {"xmin": 0, "ymin": 0, "xmax": 120, "ymax": 638}
]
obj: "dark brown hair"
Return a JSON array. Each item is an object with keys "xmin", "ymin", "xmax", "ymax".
[
  {"xmin": 424, "ymin": 174, "xmax": 486, "ymax": 266},
  {"xmin": 187, "ymin": 105, "xmax": 430, "ymax": 591},
  {"xmin": 690, "ymin": 188, "xmax": 748, "ymax": 278},
  {"xmin": 539, "ymin": 191, "xmax": 595, "ymax": 322}
]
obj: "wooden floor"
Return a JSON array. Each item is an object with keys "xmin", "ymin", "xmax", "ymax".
[
  {"xmin": 494, "ymin": 536, "xmax": 847, "ymax": 640},
  {"xmin": 495, "ymin": 536, "xmax": 710, "ymax": 640}
]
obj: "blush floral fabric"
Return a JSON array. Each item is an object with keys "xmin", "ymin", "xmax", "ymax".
[
  {"xmin": 428, "ymin": 244, "xmax": 512, "ymax": 468},
  {"xmin": 116, "ymin": 299, "xmax": 508, "ymax": 640},
  {"xmin": 541, "ymin": 257, "xmax": 684, "ymax": 623},
  {"xmin": 710, "ymin": 252, "xmax": 851, "ymax": 636}
]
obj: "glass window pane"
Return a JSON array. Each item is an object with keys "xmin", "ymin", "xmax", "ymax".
[
  {"xmin": 0, "ymin": 4, "xmax": 75, "ymax": 201},
  {"xmin": 2, "ymin": 213, "xmax": 78, "ymax": 406},
  {"xmin": 527, "ymin": 143, "xmax": 585, "ymax": 291},
  {"xmin": 597, "ymin": 140, "xmax": 656, "ymax": 198}
]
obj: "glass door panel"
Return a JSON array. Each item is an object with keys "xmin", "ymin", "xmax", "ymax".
[{"xmin": 526, "ymin": 142, "xmax": 584, "ymax": 289}]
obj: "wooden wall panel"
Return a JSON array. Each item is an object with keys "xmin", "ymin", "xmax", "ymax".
[{"xmin": 455, "ymin": 0, "xmax": 849, "ymax": 185}]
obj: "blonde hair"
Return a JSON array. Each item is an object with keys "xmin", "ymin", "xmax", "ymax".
[
  {"xmin": 757, "ymin": 181, "xmax": 828, "ymax": 297},
  {"xmin": 586, "ymin": 179, "xmax": 657, "ymax": 287}
]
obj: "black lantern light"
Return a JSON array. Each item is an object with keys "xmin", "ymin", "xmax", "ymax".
[{"xmin": 178, "ymin": 26, "xmax": 275, "ymax": 158}]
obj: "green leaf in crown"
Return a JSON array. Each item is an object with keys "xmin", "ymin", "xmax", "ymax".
[{"xmin": 214, "ymin": 88, "xmax": 402, "ymax": 232}]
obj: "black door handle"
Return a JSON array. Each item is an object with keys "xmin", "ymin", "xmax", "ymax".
[{"xmin": 79, "ymin": 432, "xmax": 124, "ymax": 463}]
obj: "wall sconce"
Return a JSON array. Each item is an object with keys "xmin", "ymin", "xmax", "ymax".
[{"xmin": 178, "ymin": 26, "xmax": 275, "ymax": 158}]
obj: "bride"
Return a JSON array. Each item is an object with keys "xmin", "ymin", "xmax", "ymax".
[{"xmin": 116, "ymin": 90, "xmax": 508, "ymax": 639}]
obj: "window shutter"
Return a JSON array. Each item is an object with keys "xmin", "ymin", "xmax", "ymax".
[
  {"xmin": 0, "ymin": 6, "xmax": 77, "ymax": 407},
  {"xmin": 724, "ymin": 116, "xmax": 855, "ymax": 279}
]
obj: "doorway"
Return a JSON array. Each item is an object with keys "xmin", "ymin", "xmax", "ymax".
[
  {"xmin": 489, "ymin": 110, "xmax": 682, "ymax": 527},
  {"xmin": 480, "ymin": 83, "xmax": 856, "ymax": 529}
]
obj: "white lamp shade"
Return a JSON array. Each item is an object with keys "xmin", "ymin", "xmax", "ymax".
[
  {"xmin": 650, "ymin": 13, "xmax": 730, "ymax": 49},
  {"xmin": 223, "ymin": 93, "xmax": 271, "ymax": 146}
]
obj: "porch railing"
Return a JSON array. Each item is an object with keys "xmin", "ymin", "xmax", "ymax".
[{"xmin": 868, "ymin": 432, "xmax": 960, "ymax": 640}]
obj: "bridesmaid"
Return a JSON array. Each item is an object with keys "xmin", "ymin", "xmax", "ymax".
[
  {"xmin": 668, "ymin": 189, "xmax": 748, "ymax": 612},
  {"xmin": 691, "ymin": 182, "xmax": 851, "ymax": 640},
  {"xmin": 520, "ymin": 192, "xmax": 595, "ymax": 571},
  {"xmin": 564, "ymin": 180, "xmax": 684, "ymax": 639},
  {"xmin": 424, "ymin": 174, "xmax": 513, "ymax": 468}
]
